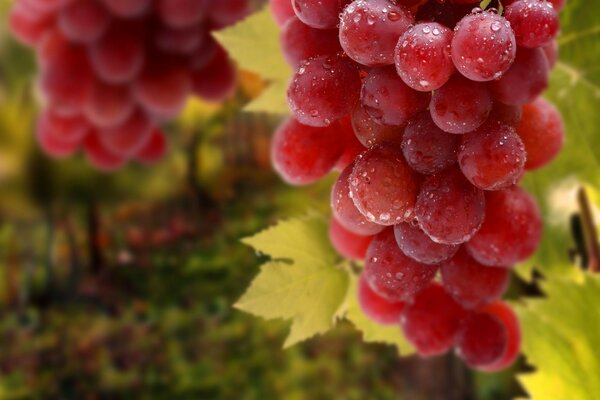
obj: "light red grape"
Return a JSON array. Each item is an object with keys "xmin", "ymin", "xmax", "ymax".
[
  {"xmin": 505, "ymin": 0, "xmax": 559, "ymax": 48},
  {"xmin": 280, "ymin": 16, "xmax": 342, "ymax": 68},
  {"xmin": 394, "ymin": 222, "xmax": 459, "ymax": 265},
  {"xmin": 357, "ymin": 273, "xmax": 405, "ymax": 325},
  {"xmin": 329, "ymin": 218, "xmax": 374, "ymax": 260}
]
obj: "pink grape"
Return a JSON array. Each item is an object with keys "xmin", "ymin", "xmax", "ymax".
[
  {"xmin": 393, "ymin": 222, "xmax": 459, "ymax": 265},
  {"xmin": 416, "ymin": 167, "xmax": 485, "ymax": 245},
  {"xmin": 394, "ymin": 22, "xmax": 454, "ymax": 91},
  {"xmin": 490, "ymin": 47, "xmax": 550, "ymax": 106},
  {"xmin": 402, "ymin": 111, "xmax": 460, "ymax": 175},
  {"xmin": 271, "ymin": 117, "xmax": 345, "ymax": 185},
  {"xmin": 331, "ymin": 164, "xmax": 386, "ymax": 236},
  {"xmin": 361, "ymin": 66, "xmax": 431, "ymax": 126},
  {"xmin": 339, "ymin": 0, "xmax": 414, "ymax": 66},
  {"xmin": 505, "ymin": 0, "xmax": 559, "ymax": 48},
  {"xmin": 451, "ymin": 11, "xmax": 516, "ymax": 82},
  {"xmin": 466, "ymin": 186, "xmax": 542, "ymax": 267},
  {"xmin": 136, "ymin": 129, "xmax": 168, "ymax": 165},
  {"xmin": 400, "ymin": 284, "xmax": 467, "ymax": 357},
  {"xmin": 287, "ymin": 53, "xmax": 361, "ymax": 127},
  {"xmin": 440, "ymin": 248, "xmax": 510, "ymax": 309},
  {"xmin": 280, "ymin": 16, "xmax": 342, "ymax": 68},
  {"xmin": 329, "ymin": 218, "xmax": 374, "ymax": 260},
  {"xmin": 58, "ymin": 0, "xmax": 110, "ymax": 44},
  {"xmin": 84, "ymin": 80, "xmax": 134, "ymax": 128},
  {"xmin": 349, "ymin": 145, "xmax": 420, "ymax": 225},
  {"xmin": 430, "ymin": 74, "xmax": 493, "ymax": 134},
  {"xmin": 458, "ymin": 120, "xmax": 526, "ymax": 191},
  {"xmin": 134, "ymin": 61, "xmax": 191, "ymax": 119},
  {"xmin": 191, "ymin": 45, "xmax": 237, "ymax": 102},
  {"xmin": 363, "ymin": 229, "xmax": 438, "ymax": 302},
  {"xmin": 357, "ymin": 274, "xmax": 405, "ymax": 325},
  {"xmin": 517, "ymin": 98, "xmax": 565, "ymax": 170},
  {"xmin": 350, "ymin": 104, "xmax": 404, "ymax": 148},
  {"xmin": 292, "ymin": 0, "xmax": 348, "ymax": 29}
]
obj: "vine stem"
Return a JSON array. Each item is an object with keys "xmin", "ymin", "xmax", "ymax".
[{"xmin": 577, "ymin": 187, "xmax": 600, "ymax": 272}]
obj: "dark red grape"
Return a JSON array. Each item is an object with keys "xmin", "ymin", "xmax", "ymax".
[
  {"xmin": 491, "ymin": 101, "xmax": 522, "ymax": 127},
  {"xmin": 351, "ymin": 104, "xmax": 404, "ymax": 147},
  {"xmin": 155, "ymin": 26, "xmax": 205, "ymax": 55},
  {"xmin": 83, "ymin": 131, "xmax": 126, "ymax": 171},
  {"xmin": 89, "ymin": 26, "xmax": 146, "ymax": 84},
  {"xmin": 191, "ymin": 45, "xmax": 237, "ymax": 102},
  {"xmin": 357, "ymin": 273, "xmax": 405, "ymax": 325},
  {"xmin": 455, "ymin": 312, "xmax": 507, "ymax": 368},
  {"xmin": 394, "ymin": 222, "xmax": 459, "ymax": 265},
  {"xmin": 84, "ymin": 80, "xmax": 134, "ymax": 128},
  {"xmin": 136, "ymin": 129, "xmax": 168, "ymax": 165},
  {"xmin": 208, "ymin": 0, "xmax": 251, "ymax": 30},
  {"xmin": 58, "ymin": 0, "xmax": 110, "ymax": 44},
  {"xmin": 100, "ymin": 0, "xmax": 150, "ymax": 17},
  {"xmin": 505, "ymin": 0, "xmax": 559, "ymax": 48},
  {"xmin": 134, "ymin": 62, "xmax": 191, "ymax": 119}
]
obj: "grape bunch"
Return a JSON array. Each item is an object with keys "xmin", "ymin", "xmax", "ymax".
[
  {"xmin": 9, "ymin": 0, "xmax": 250, "ymax": 170},
  {"xmin": 270, "ymin": 0, "xmax": 566, "ymax": 371}
]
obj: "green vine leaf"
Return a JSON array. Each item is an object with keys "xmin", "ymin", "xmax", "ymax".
[
  {"xmin": 236, "ymin": 215, "xmax": 349, "ymax": 347},
  {"xmin": 514, "ymin": 271, "xmax": 600, "ymax": 400},
  {"xmin": 215, "ymin": 6, "xmax": 291, "ymax": 115}
]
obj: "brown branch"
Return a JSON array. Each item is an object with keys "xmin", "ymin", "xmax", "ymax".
[{"xmin": 577, "ymin": 187, "xmax": 600, "ymax": 272}]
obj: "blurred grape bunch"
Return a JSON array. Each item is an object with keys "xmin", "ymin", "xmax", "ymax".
[{"xmin": 7, "ymin": 0, "xmax": 254, "ymax": 171}]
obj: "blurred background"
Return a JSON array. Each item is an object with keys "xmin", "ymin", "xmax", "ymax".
[{"xmin": 0, "ymin": 0, "xmax": 537, "ymax": 399}]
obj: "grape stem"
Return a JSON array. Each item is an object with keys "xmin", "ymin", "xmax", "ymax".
[{"xmin": 577, "ymin": 187, "xmax": 600, "ymax": 273}]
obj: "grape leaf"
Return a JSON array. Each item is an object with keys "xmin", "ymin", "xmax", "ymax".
[
  {"xmin": 237, "ymin": 215, "xmax": 349, "ymax": 347},
  {"xmin": 344, "ymin": 273, "xmax": 415, "ymax": 355},
  {"xmin": 519, "ymin": 0, "xmax": 600, "ymax": 278},
  {"xmin": 215, "ymin": 6, "xmax": 291, "ymax": 115},
  {"xmin": 514, "ymin": 271, "xmax": 600, "ymax": 400}
]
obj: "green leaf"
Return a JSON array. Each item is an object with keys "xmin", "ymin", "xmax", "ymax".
[
  {"xmin": 215, "ymin": 6, "xmax": 291, "ymax": 115},
  {"xmin": 344, "ymin": 273, "xmax": 415, "ymax": 355},
  {"xmin": 237, "ymin": 215, "xmax": 349, "ymax": 347},
  {"xmin": 519, "ymin": 0, "xmax": 600, "ymax": 278},
  {"xmin": 514, "ymin": 271, "xmax": 600, "ymax": 400}
]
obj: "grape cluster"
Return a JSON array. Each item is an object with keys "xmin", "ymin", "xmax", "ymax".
[
  {"xmin": 270, "ymin": 0, "xmax": 566, "ymax": 371},
  {"xmin": 9, "ymin": 0, "xmax": 250, "ymax": 170}
]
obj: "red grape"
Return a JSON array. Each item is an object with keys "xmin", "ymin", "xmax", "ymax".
[
  {"xmin": 458, "ymin": 120, "xmax": 526, "ymax": 191},
  {"xmin": 292, "ymin": 0, "xmax": 347, "ymax": 29},
  {"xmin": 430, "ymin": 74, "xmax": 492, "ymax": 134},
  {"xmin": 335, "ymin": 117, "xmax": 367, "ymax": 171},
  {"xmin": 84, "ymin": 80, "xmax": 134, "ymax": 128},
  {"xmin": 357, "ymin": 273, "xmax": 405, "ymax": 325},
  {"xmin": 38, "ymin": 109, "xmax": 90, "ymax": 143},
  {"xmin": 288, "ymin": 53, "xmax": 361, "ymax": 127},
  {"xmin": 350, "ymin": 104, "xmax": 404, "ymax": 147},
  {"xmin": 517, "ymin": 98, "xmax": 565, "ymax": 170},
  {"xmin": 271, "ymin": 117, "xmax": 345, "ymax": 185},
  {"xmin": 455, "ymin": 312, "xmax": 507, "ymax": 368},
  {"xmin": 270, "ymin": 0, "xmax": 296, "ymax": 26},
  {"xmin": 440, "ymin": 248, "xmax": 510, "ymax": 309},
  {"xmin": 491, "ymin": 101, "xmax": 523, "ymax": 127},
  {"xmin": 476, "ymin": 302, "xmax": 522, "ymax": 372},
  {"xmin": 394, "ymin": 22, "xmax": 454, "ymax": 91},
  {"xmin": 331, "ymin": 164, "xmax": 386, "ymax": 236},
  {"xmin": 83, "ymin": 131, "xmax": 126, "ymax": 171},
  {"xmin": 191, "ymin": 45, "xmax": 237, "ymax": 102},
  {"xmin": 416, "ymin": 168, "xmax": 485, "ymax": 245},
  {"xmin": 98, "ymin": 110, "xmax": 154, "ymax": 157},
  {"xmin": 542, "ymin": 40, "xmax": 558, "ymax": 68},
  {"xmin": 349, "ymin": 145, "xmax": 420, "ymax": 225},
  {"xmin": 208, "ymin": 0, "xmax": 251, "ymax": 30},
  {"xmin": 402, "ymin": 111, "xmax": 460, "ymax": 175},
  {"xmin": 280, "ymin": 16, "xmax": 342, "ymax": 68},
  {"xmin": 415, "ymin": 0, "xmax": 474, "ymax": 29},
  {"xmin": 400, "ymin": 284, "xmax": 467, "ymax": 356},
  {"xmin": 329, "ymin": 218, "xmax": 374, "ymax": 260},
  {"xmin": 363, "ymin": 229, "xmax": 438, "ymax": 302},
  {"xmin": 361, "ymin": 66, "xmax": 431, "ymax": 126},
  {"xmin": 505, "ymin": 0, "xmax": 559, "ymax": 48},
  {"xmin": 394, "ymin": 222, "xmax": 459, "ymax": 265},
  {"xmin": 134, "ymin": 61, "xmax": 191, "ymax": 119},
  {"xmin": 451, "ymin": 11, "xmax": 516, "ymax": 82},
  {"xmin": 339, "ymin": 0, "xmax": 414, "ymax": 66},
  {"xmin": 100, "ymin": 0, "xmax": 150, "ymax": 17},
  {"xmin": 155, "ymin": 26, "xmax": 205, "ymax": 55},
  {"xmin": 466, "ymin": 186, "xmax": 542, "ymax": 267},
  {"xmin": 157, "ymin": 0, "xmax": 208, "ymax": 28},
  {"xmin": 57, "ymin": 0, "xmax": 110, "ymax": 44},
  {"xmin": 9, "ymin": 3, "xmax": 53, "ymax": 46},
  {"xmin": 136, "ymin": 129, "xmax": 168, "ymax": 165}
]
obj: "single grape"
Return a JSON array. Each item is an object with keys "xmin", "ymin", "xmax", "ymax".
[
  {"xmin": 98, "ymin": 110, "xmax": 154, "ymax": 157},
  {"xmin": 100, "ymin": 0, "xmax": 150, "ymax": 17},
  {"xmin": 505, "ymin": 0, "xmax": 559, "ymax": 48},
  {"xmin": 451, "ymin": 11, "xmax": 516, "ymax": 82},
  {"xmin": 349, "ymin": 145, "xmax": 420, "ymax": 225},
  {"xmin": 455, "ymin": 312, "xmax": 507, "ymax": 368},
  {"xmin": 191, "ymin": 45, "xmax": 237, "ymax": 102},
  {"xmin": 8, "ymin": 2, "xmax": 53, "ymax": 46},
  {"xmin": 394, "ymin": 222, "xmax": 459, "ymax": 265},
  {"xmin": 157, "ymin": 0, "xmax": 208, "ymax": 28},
  {"xmin": 490, "ymin": 101, "xmax": 522, "ymax": 127},
  {"xmin": 334, "ymin": 117, "xmax": 367, "ymax": 171},
  {"xmin": 339, "ymin": 0, "xmax": 414, "ymax": 66},
  {"xmin": 394, "ymin": 22, "xmax": 454, "ymax": 91},
  {"xmin": 517, "ymin": 98, "xmax": 564, "ymax": 170},
  {"xmin": 357, "ymin": 274, "xmax": 405, "ymax": 325},
  {"xmin": 489, "ymin": 47, "xmax": 549, "ymax": 106},
  {"xmin": 58, "ymin": 0, "xmax": 110, "ymax": 44},
  {"xmin": 361, "ymin": 66, "xmax": 431, "ymax": 126},
  {"xmin": 466, "ymin": 186, "xmax": 542, "ymax": 267},
  {"xmin": 83, "ymin": 131, "xmax": 126, "ymax": 171},
  {"xmin": 476, "ymin": 302, "xmax": 522, "ymax": 372},
  {"xmin": 401, "ymin": 284, "xmax": 467, "ymax": 357},
  {"xmin": 329, "ymin": 218, "xmax": 374, "ymax": 260},
  {"xmin": 89, "ymin": 25, "xmax": 146, "ymax": 84},
  {"xmin": 363, "ymin": 229, "xmax": 438, "ymax": 302},
  {"xmin": 271, "ymin": 117, "xmax": 345, "ymax": 185},
  {"xmin": 292, "ymin": 0, "xmax": 348, "ymax": 29},
  {"xmin": 416, "ymin": 167, "xmax": 485, "ymax": 245},
  {"xmin": 430, "ymin": 74, "xmax": 493, "ymax": 134},
  {"xmin": 402, "ymin": 111, "xmax": 460, "ymax": 175},
  {"xmin": 280, "ymin": 17, "xmax": 342, "ymax": 69},
  {"xmin": 287, "ymin": 53, "xmax": 361, "ymax": 127},
  {"xmin": 441, "ymin": 248, "xmax": 510, "ymax": 309},
  {"xmin": 38, "ymin": 109, "xmax": 90, "ymax": 143},
  {"xmin": 208, "ymin": 0, "xmax": 251, "ymax": 30},
  {"xmin": 331, "ymin": 164, "xmax": 386, "ymax": 236},
  {"xmin": 458, "ymin": 120, "xmax": 526, "ymax": 191},
  {"xmin": 351, "ymin": 104, "xmax": 404, "ymax": 147},
  {"xmin": 136, "ymin": 129, "xmax": 168, "ymax": 165},
  {"xmin": 134, "ymin": 61, "xmax": 191, "ymax": 120},
  {"xmin": 155, "ymin": 26, "xmax": 205, "ymax": 55},
  {"xmin": 270, "ymin": 0, "xmax": 296, "ymax": 26},
  {"xmin": 84, "ymin": 80, "xmax": 134, "ymax": 128}
]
